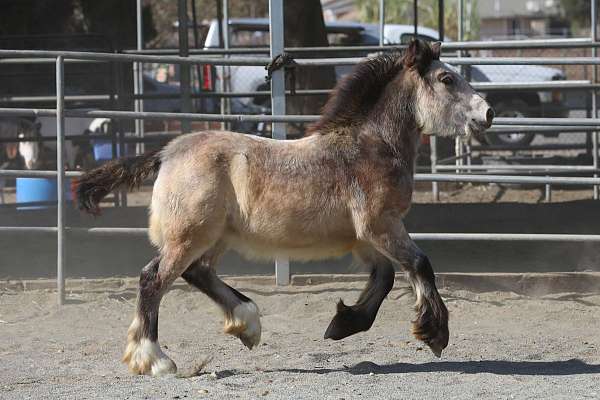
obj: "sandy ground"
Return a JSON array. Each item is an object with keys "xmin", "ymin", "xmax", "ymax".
[{"xmin": 1, "ymin": 280, "xmax": 599, "ymax": 399}]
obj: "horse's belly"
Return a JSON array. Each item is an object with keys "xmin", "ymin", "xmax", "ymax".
[{"xmin": 224, "ymin": 232, "xmax": 356, "ymax": 262}]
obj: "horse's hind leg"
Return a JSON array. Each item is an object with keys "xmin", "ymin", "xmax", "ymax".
[
  {"xmin": 324, "ymin": 248, "xmax": 394, "ymax": 340},
  {"xmin": 181, "ymin": 249, "xmax": 261, "ymax": 349},
  {"xmin": 123, "ymin": 243, "xmax": 201, "ymax": 376},
  {"xmin": 122, "ymin": 256, "xmax": 175, "ymax": 376}
]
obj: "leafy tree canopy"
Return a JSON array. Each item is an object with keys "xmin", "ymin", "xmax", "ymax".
[{"xmin": 354, "ymin": 0, "xmax": 480, "ymax": 40}]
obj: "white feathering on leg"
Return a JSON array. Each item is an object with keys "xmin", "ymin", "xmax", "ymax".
[{"xmin": 223, "ymin": 301, "xmax": 262, "ymax": 349}]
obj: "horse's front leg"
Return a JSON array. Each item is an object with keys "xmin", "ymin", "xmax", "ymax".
[
  {"xmin": 370, "ymin": 223, "xmax": 449, "ymax": 357},
  {"xmin": 324, "ymin": 248, "xmax": 395, "ymax": 340}
]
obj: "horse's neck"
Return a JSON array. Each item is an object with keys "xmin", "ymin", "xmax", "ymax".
[{"xmin": 362, "ymin": 103, "xmax": 420, "ymax": 175}]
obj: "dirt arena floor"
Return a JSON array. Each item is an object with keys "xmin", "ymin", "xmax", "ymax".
[{"xmin": 1, "ymin": 278, "xmax": 599, "ymax": 399}]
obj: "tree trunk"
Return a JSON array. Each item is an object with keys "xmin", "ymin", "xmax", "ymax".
[{"xmin": 284, "ymin": 0, "xmax": 336, "ymax": 126}]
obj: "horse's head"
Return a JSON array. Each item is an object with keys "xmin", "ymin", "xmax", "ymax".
[
  {"xmin": 17, "ymin": 121, "xmax": 42, "ymax": 170},
  {"xmin": 402, "ymin": 39, "xmax": 494, "ymax": 138}
]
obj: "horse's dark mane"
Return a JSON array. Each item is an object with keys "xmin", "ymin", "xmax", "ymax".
[{"xmin": 308, "ymin": 40, "xmax": 438, "ymax": 135}]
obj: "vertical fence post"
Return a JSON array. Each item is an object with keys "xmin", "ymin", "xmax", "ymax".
[
  {"xmin": 178, "ymin": 0, "xmax": 192, "ymax": 134},
  {"xmin": 134, "ymin": 0, "xmax": 145, "ymax": 155},
  {"xmin": 429, "ymin": 0, "xmax": 444, "ymax": 202},
  {"xmin": 438, "ymin": 0, "xmax": 444, "ymax": 39},
  {"xmin": 455, "ymin": 0, "xmax": 464, "ymax": 176},
  {"xmin": 56, "ymin": 56, "xmax": 66, "ymax": 306},
  {"xmin": 592, "ymin": 0, "xmax": 599, "ymax": 199},
  {"xmin": 379, "ymin": 0, "xmax": 385, "ymax": 47},
  {"xmin": 413, "ymin": 0, "xmax": 418, "ymax": 36},
  {"xmin": 269, "ymin": 0, "xmax": 290, "ymax": 286},
  {"xmin": 430, "ymin": 135, "xmax": 439, "ymax": 202},
  {"xmin": 222, "ymin": 0, "xmax": 231, "ymax": 130}
]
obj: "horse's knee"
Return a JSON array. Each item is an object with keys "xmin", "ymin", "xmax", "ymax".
[
  {"xmin": 414, "ymin": 253, "xmax": 435, "ymax": 283},
  {"xmin": 378, "ymin": 261, "xmax": 396, "ymax": 292}
]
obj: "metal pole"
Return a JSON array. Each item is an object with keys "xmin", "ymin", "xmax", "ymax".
[
  {"xmin": 438, "ymin": 0, "xmax": 444, "ymax": 40},
  {"xmin": 458, "ymin": 0, "xmax": 464, "ymax": 42},
  {"xmin": 592, "ymin": 0, "xmax": 598, "ymax": 199},
  {"xmin": 134, "ymin": 0, "xmax": 145, "ymax": 154},
  {"xmin": 430, "ymin": 135, "xmax": 439, "ymax": 202},
  {"xmin": 413, "ymin": 0, "xmax": 418, "ymax": 36},
  {"xmin": 379, "ymin": 0, "xmax": 385, "ymax": 46},
  {"xmin": 178, "ymin": 0, "xmax": 192, "ymax": 133},
  {"xmin": 216, "ymin": 0, "xmax": 225, "ymax": 130},
  {"xmin": 191, "ymin": 0, "xmax": 203, "ymax": 127},
  {"xmin": 430, "ymin": 0, "xmax": 444, "ymax": 202},
  {"xmin": 222, "ymin": 0, "xmax": 231, "ymax": 129},
  {"xmin": 56, "ymin": 56, "xmax": 66, "ymax": 306},
  {"xmin": 455, "ymin": 0, "xmax": 464, "ymax": 181},
  {"xmin": 269, "ymin": 0, "xmax": 290, "ymax": 285}
]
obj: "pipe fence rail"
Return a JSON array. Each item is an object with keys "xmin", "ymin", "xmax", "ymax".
[{"xmin": 1, "ymin": 2, "xmax": 600, "ymax": 304}]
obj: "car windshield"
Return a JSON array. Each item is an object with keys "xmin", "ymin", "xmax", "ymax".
[
  {"xmin": 228, "ymin": 24, "xmax": 369, "ymax": 48},
  {"xmin": 230, "ymin": 28, "xmax": 270, "ymax": 47}
]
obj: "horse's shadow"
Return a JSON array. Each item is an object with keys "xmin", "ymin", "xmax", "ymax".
[{"xmin": 272, "ymin": 359, "xmax": 600, "ymax": 376}]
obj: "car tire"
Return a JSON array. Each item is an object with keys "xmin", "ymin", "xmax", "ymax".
[{"xmin": 484, "ymin": 100, "xmax": 535, "ymax": 147}]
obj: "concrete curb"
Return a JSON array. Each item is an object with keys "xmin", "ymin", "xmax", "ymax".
[{"xmin": 1, "ymin": 272, "xmax": 599, "ymax": 295}]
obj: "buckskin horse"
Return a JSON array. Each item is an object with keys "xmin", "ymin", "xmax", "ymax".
[{"xmin": 74, "ymin": 39, "xmax": 494, "ymax": 376}]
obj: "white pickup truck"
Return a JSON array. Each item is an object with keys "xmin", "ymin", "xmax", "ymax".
[{"xmin": 202, "ymin": 18, "xmax": 569, "ymax": 147}]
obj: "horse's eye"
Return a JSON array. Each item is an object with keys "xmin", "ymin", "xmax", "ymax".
[{"xmin": 439, "ymin": 74, "xmax": 453, "ymax": 85}]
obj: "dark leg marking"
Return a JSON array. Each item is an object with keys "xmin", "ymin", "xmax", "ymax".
[
  {"xmin": 136, "ymin": 256, "xmax": 162, "ymax": 342},
  {"xmin": 324, "ymin": 261, "xmax": 395, "ymax": 340},
  {"xmin": 181, "ymin": 260, "xmax": 251, "ymax": 311},
  {"xmin": 123, "ymin": 255, "xmax": 177, "ymax": 376},
  {"xmin": 409, "ymin": 253, "xmax": 449, "ymax": 357},
  {"xmin": 182, "ymin": 260, "xmax": 261, "ymax": 349}
]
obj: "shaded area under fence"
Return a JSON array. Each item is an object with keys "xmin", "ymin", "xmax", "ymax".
[{"xmin": 1, "ymin": 200, "xmax": 598, "ymax": 279}]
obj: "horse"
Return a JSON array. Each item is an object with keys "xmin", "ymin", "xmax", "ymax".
[
  {"xmin": 74, "ymin": 40, "xmax": 493, "ymax": 376},
  {"xmin": 16, "ymin": 122, "xmax": 55, "ymax": 171}
]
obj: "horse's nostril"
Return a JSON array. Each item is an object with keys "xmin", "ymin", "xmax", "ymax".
[{"xmin": 486, "ymin": 108, "xmax": 495, "ymax": 127}]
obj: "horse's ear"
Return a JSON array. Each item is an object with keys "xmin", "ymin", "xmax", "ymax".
[
  {"xmin": 402, "ymin": 39, "xmax": 434, "ymax": 75},
  {"xmin": 402, "ymin": 39, "xmax": 420, "ymax": 69},
  {"xmin": 431, "ymin": 42, "xmax": 442, "ymax": 60}
]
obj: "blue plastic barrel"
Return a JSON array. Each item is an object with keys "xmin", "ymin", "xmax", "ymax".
[
  {"xmin": 93, "ymin": 140, "xmax": 133, "ymax": 161},
  {"xmin": 16, "ymin": 178, "xmax": 72, "ymax": 209},
  {"xmin": 93, "ymin": 140, "xmax": 114, "ymax": 161}
]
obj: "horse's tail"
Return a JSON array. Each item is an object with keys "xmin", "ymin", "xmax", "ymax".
[{"xmin": 73, "ymin": 150, "xmax": 161, "ymax": 215}]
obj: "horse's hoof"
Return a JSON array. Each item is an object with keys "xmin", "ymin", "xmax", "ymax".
[
  {"xmin": 429, "ymin": 345, "xmax": 443, "ymax": 358},
  {"xmin": 412, "ymin": 307, "xmax": 449, "ymax": 359},
  {"xmin": 123, "ymin": 338, "xmax": 177, "ymax": 376},
  {"xmin": 224, "ymin": 301, "xmax": 262, "ymax": 349},
  {"xmin": 324, "ymin": 300, "xmax": 371, "ymax": 340}
]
